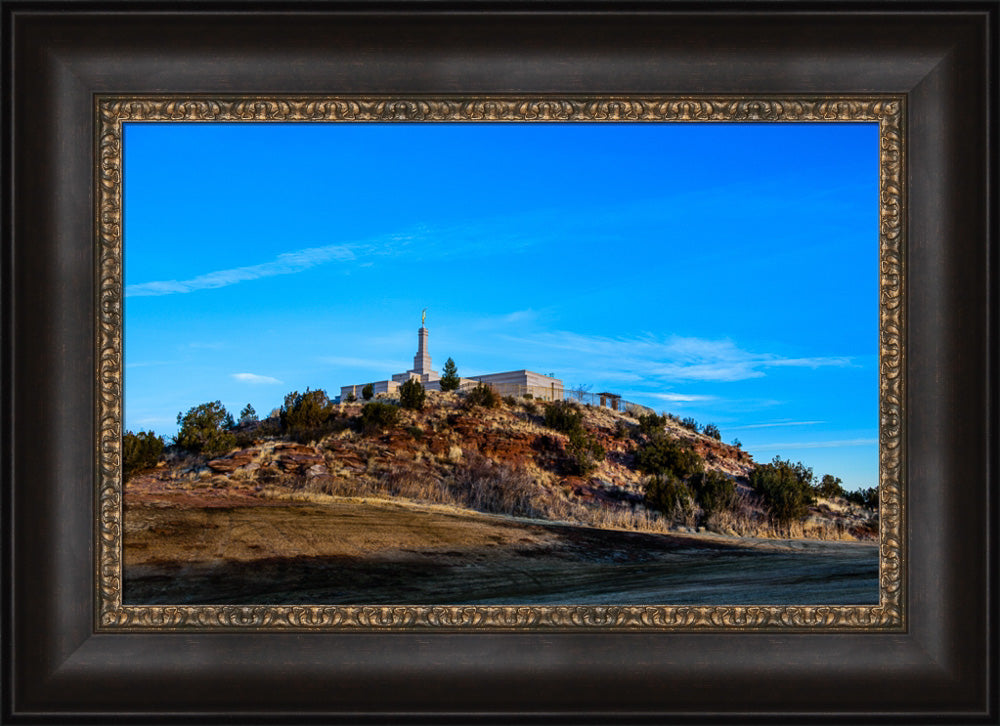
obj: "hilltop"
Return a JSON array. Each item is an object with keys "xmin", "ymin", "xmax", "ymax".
[{"xmin": 127, "ymin": 389, "xmax": 878, "ymax": 543}]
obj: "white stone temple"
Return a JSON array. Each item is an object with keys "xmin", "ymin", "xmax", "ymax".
[
  {"xmin": 391, "ymin": 324, "xmax": 439, "ymax": 387},
  {"xmin": 339, "ymin": 315, "xmax": 564, "ymax": 402}
]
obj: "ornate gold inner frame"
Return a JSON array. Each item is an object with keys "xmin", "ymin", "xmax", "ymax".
[{"xmin": 96, "ymin": 96, "xmax": 904, "ymax": 631}]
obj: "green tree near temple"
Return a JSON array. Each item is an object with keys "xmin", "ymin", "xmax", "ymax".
[{"xmin": 439, "ymin": 357, "xmax": 460, "ymax": 391}]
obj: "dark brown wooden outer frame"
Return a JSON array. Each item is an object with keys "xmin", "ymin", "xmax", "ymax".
[
  {"xmin": 93, "ymin": 94, "xmax": 905, "ymax": 633},
  {"xmin": 3, "ymin": 2, "xmax": 996, "ymax": 722}
]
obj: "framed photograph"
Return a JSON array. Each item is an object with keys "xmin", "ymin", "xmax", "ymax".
[
  {"xmin": 105, "ymin": 98, "xmax": 897, "ymax": 627},
  {"xmin": 4, "ymin": 2, "xmax": 995, "ymax": 722}
]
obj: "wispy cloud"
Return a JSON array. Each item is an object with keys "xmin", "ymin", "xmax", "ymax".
[
  {"xmin": 125, "ymin": 212, "xmax": 552, "ymax": 299},
  {"xmin": 729, "ymin": 420, "xmax": 825, "ymax": 430},
  {"xmin": 232, "ymin": 373, "xmax": 283, "ymax": 385},
  {"xmin": 127, "ymin": 243, "xmax": 360, "ymax": 297},
  {"xmin": 545, "ymin": 367, "xmax": 645, "ymax": 384},
  {"xmin": 764, "ymin": 357, "xmax": 854, "ymax": 369},
  {"xmin": 645, "ymin": 392, "xmax": 716, "ymax": 403},
  {"xmin": 126, "ymin": 196, "xmax": 641, "ymax": 300},
  {"xmin": 502, "ymin": 331, "xmax": 853, "ymax": 384},
  {"xmin": 645, "ymin": 339, "xmax": 852, "ymax": 382},
  {"xmin": 752, "ymin": 438, "xmax": 877, "ymax": 451}
]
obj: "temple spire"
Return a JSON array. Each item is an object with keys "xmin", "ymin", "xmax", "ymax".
[{"xmin": 413, "ymin": 322, "xmax": 432, "ymax": 375}]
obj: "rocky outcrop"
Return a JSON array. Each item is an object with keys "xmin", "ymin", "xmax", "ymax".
[
  {"xmin": 272, "ymin": 443, "xmax": 326, "ymax": 474},
  {"xmin": 207, "ymin": 448, "xmax": 261, "ymax": 473}
]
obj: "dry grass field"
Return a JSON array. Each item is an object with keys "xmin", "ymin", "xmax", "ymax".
[{"xmin": 124, "ymin": 488, "xmax": 878, "ymax": 605}]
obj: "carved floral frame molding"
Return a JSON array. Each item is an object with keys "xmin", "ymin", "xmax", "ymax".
[{"xmin": 96, "ymin": 96, "xmax": 904, "ymax": 631}]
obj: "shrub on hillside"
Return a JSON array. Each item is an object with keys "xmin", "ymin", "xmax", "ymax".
[
  {"xmin": 689, "ymin": 469, "xmax": 738, "ymax": 519},
  {"xmin": 281, "ymin": 388, "xmax": 336, "ymax": 434},
  {"xmin": 361, "ymin": 383, "xmax": 374, "ymax": 401},
  {"xmin": 439, "ymin": 357, "xmax": 461, "ymax": 392},
  {"xmin": 233, "ymin": 426, "xmax": 258, "ymax": 449},
  {"xmin": 749, "ymin": 456, "xmax": 816, "ymax": 528},
  {"xmin": 543, "ymin": 400, "xmax": 584, "ymax": 434},
  {"xmin": 539, "ymin": 400, "xmax": 607, "ymax": 475},
  {"xmin": 815, "ymin": 473, "xmax": 845, "ymax": 499},
  {"xmin": 845, "ymin": 486, "xmax": 879, "ymax": 509},
  {"xmin": 122, "ymin": 429, "xmax": 164, "ymax": 481},
  {"xmin": 360, "ymin": 401, "xmax": 400, "ymax": 435},
  {"xmin": 399, "ymin": 378, "xmax": 426, "ymax": 410},
  {"xmin": 680, "ymin": 417, "xmax": 700, "ymax": 433},
  {"xmin": 238, "ymin": 403, "xmax": 258, "ymax": 426},
  {"xmin": 566, "ymin": 428, "xmax": 606, "ymax": 475},
  {"xmin": 703, "ymin": 423, "xmax": 722, "ymax": 440},
  {"xmin": 644, "ymin": 473, "xmax": 697, "ymax": 524},
  {"xmin": 175, "ymin": 401, "xmax": 236, "ymax": 455},
  {"xmin": 464, "ymin": 382, "xmax": 499, "ymax": 409},
  {"xmin": 637, "ymin": 412, "xmax": 667, "ymax": 437},
  {"xmin": 634, "ymin": 435, "xmax": 703, "ymax": 480},
  {"xmin": 253, "ymin": 416, "xmax": 282, "ymax": 439}
]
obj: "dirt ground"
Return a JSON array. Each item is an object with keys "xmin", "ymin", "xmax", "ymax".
[{"xmin": 124, "ymin": 491, "xmax": 879, "ymax": 606}]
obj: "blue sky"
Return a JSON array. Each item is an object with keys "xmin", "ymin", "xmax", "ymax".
[{"xmin": 123, "ymin": 121, "xmax": 879, "ymax": 490}]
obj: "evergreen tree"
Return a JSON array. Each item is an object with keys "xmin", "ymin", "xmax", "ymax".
[
  {"xmin": 362, "ymin": 383, "xmax": 374, "ymax": 401},
  {"xmin": 439, "ymin": 357, "xmax": 460, "ymax": 391},
  {"xmin": 239, "ymin": 403, "xmax": 258, "ymax": 426},
  {"xmin": 644, "ymin": 473, "xmax": 694, "ymax": 521},
  {"xmin": 749, "ymin": 456, "xmax": 816, "ymax": 527},
  {"xmin": 634, "ymin": 434, "xmax": 703, "ymax": 480},
  {"xmin": 688, "ymin": 470, "xmax": 738, "ymax": 519},
  {"xmin": 815, "ymin": 473, "xmax": 845, "ymax": 499},
  {"xmin": 175, "ymin": 401, "xmax": 236, "ymax": 455},
  {"xmin": 123, "ymin": 429, "xmax": 165, "ymax": 481},
  {"xmin": 280, "ymin": 388, "xmax": 335, "ymax": 432}
]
